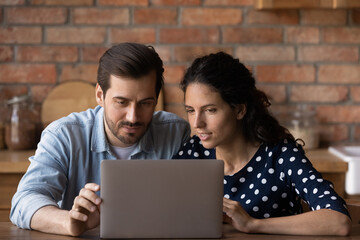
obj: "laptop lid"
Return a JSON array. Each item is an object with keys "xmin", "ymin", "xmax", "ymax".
[{"xmin": 100, "ymin": 159, "xmax": 224, "ymax": 239}]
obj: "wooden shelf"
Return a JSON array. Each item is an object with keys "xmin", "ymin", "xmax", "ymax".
[
  {"xmin": 256, "ymin": 0, "xmax": 360, "ymax": 9},
  {"xmin": 0, "ymin": 150, "xmax": 34, "ymax": 173}
]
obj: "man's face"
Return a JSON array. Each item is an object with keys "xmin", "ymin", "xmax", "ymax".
[{"xmin": 96, "ymin": 71, "xmax": 158, "ymax": 148}]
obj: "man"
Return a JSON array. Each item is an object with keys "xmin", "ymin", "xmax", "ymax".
[{"xmin": 10, "ymin": 43, "xmax": 190, "ymax": 236}]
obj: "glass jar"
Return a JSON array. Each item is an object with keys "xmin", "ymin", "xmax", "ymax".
[
  {"xmin": 5, "ymin": 94, "xmax": 38, "ymax": 150},
  {"xmin": 281, "ymin": 105, "xmax": 319, "ymax": 149}
]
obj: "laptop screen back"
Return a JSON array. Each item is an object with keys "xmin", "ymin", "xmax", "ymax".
[{"xmin": 100, "ymin": 159, "xmax": 224, "ymax": 238}]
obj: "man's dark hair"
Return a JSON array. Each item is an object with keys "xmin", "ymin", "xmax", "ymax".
[{"xmin": 97, "ymin": 42, "xmax": 164, "ymax": 98}]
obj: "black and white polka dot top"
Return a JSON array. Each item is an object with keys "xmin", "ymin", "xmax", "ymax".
[{"xmin": 173, "ymin": 135, "xmax": 350, "ymax": 219}]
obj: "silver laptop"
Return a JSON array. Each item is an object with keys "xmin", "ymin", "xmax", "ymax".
[{"xmin": 100, "ymin": 159, "xmax": 224, "ymax": 239}]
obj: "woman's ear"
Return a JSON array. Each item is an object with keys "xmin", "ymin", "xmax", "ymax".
[
  {"xmin": 95, "ymin": 84, "xmax": 104, "ymax": 107},
  {"xmin": 236, "ymin": 104, "xmax": 246, "ymax": 120}
]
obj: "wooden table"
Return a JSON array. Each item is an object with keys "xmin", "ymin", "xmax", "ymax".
[
  {"xmin": 0, "ymin": 222, "xmax": 359, "ymax": 240},
  {"xmin": 0, "ymin": 149, "xmax": 351, "ymax": 222}
]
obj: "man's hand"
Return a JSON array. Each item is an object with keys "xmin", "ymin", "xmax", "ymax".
[
  {"xmin": 66, "ymin": 183, "xmax": 102, "ymax": 236},
  {"xmin": 30, "ymin": 183, "xmax": 102, "ymax": 236}
]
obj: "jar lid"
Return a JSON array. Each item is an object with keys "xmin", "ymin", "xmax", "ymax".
[{"xmin": 6, "ymin": 94, "xmax": 29, "ymax": 105}]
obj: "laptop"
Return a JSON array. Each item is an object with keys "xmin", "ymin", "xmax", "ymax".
[{"xmin": 100, "ymin": 159, "xmax": 224, "ymax": 239}]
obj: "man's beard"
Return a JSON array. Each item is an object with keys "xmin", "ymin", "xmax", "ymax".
[{"xmin": 105, "ymin": 115, "xmax": 145, "ymax": 146}]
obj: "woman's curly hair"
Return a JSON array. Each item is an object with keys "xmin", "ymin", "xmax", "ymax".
[{"xmin": 180, "ymin": 52, "xmax": 294, "ymax": 146}]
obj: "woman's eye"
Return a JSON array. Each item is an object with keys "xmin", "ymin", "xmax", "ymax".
[{"xmin": 206, "ymin": 108, "xmax": 217, "ymax": 113}]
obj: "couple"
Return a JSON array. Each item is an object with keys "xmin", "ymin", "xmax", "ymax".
[{"xmin": 11, "ymin": 43, "xmax": 351, "ymax": 236}]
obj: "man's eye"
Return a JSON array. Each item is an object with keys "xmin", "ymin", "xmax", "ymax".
[
  {"xmin": 185, "ymin": 109, "xmax": 194, "ymax": 114},
  {"xmin": 141, "ymin": 101, "xmax": 153, "ymax": 106}
]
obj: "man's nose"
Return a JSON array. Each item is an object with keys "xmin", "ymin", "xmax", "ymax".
[{"xmin": 126, "ymin": 104, "xmax": 139, "ymax": 123}]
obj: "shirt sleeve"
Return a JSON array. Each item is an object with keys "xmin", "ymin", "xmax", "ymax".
[
  {"xmin": 277, "ymin": 141, "xmax": 350, "ymax": 217},
  {"xmin": 10, "ymin": 126, "xmax": 70, "ymax": 229}
]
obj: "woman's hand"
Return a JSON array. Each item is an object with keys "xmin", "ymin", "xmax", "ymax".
[{"xmin": 223, "ymin": 197, "xmax": 256, "ymax": 233}]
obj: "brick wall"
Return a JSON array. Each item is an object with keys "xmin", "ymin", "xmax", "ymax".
[{"xmin": 0, "ymin": 0, "xmax": 360, "ymax": 146}]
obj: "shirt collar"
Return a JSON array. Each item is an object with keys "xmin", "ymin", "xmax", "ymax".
[{"xmin": 91, "ymin": 106, "xmax": 108, "ymax": 153}]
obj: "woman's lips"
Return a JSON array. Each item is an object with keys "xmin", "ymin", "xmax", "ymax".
[{"xmin": 198, "ymin": 132, "xmax": 211, "ymax": 141}]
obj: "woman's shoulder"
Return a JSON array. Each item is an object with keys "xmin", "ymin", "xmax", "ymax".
[
  {"xmin": 264, "ymin": 138, "xmax": 305, "ymax": 158},
  {"xmin": 173, "ymin": 135, "xmax": 215, "ymax": 159}
]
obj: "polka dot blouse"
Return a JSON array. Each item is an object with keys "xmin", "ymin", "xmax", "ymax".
[{"xmin": 173, "ymin": 135, "xmax": 350, "ymax": 219}]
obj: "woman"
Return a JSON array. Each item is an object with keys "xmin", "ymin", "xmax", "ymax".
[{"xmin": 173, "ymin": 52, "xmax": 351, "ymax": 235}]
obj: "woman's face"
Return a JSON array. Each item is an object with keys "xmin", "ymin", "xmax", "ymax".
[{"xmin": 184, "ymin": 82, "xmax": 242, "ymax": 149}]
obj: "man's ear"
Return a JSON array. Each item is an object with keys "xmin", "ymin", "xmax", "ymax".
[
  {"xmin": 236, "ymin": 104, "xmax": 247, "ymax": 120},
  {"xmin": 95, "ymin": 83, "xmax": 104, "ymax": 107}
]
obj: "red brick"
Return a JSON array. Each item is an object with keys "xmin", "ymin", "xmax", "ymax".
[
  {"xmin": 323, "ymin": 27, "xmax": 360, "ymax": 44},
  {"xmin": 46, "ymin": 27, "xmax": 106, "ymax": 44},
  {"xmin": 352, "ymin": 9, "xmax": 360, "ymax": 24},
  {"xmin": 236, "ymin": 46, "xmax": 295, "ymax": 62},
  {"xmin": 98, "ymin": 0, "xmax": 148, "ymax": 6},
  {"xmin": 160, "ymin": 28, "xmax": 219, "ymax": 44},
  {"xmin": 0, "ymin": 27, "xmax": 42, "ymax": 44},
  {"xmin": 286, "ymin": 27, "xmax": 319, "ymax": 43},
  {"xmin": 72, "ymin": 8, "xmax": 129, "ymax": 25},
  {"xmin": 60, "ymin": 64, "xmax": 98, "ymax": 83},
  {"xmin": 351, "ymin": 86, "xmax": 360, "ymax": 102},
  {"xmin": 302, "ymin": 9, "xmax": 347, "ymax": 25},
  {"xmin": 173, "ymin": 46, "xmax": 232, "ymax": 62},
  {"xmin": 164, "ymin": 104, "xmax": 187, "ymax": 120},
  {"xmin": 0, "ymin": 0, "xmax": 24, "ymax": 5},
  {"xmin": 298, "ymin": 46, "xmax": 358, "ymax": 62},
  {"xmin": 319, "ymin": 65, "xmax": 360, "ymax": 83},
  {"xmin": 257, "ymin": 85, "xmax": 286, "ymax": 103},
  {"xmin": 0, "ymin": 46, "xmax": 13, "ymax": 62},
  {"xmin": 247, "ymin": 10, "xmax": 299, "ymax": 24},
  {"xmin": 0, "ymin": 64, "xmax": 56, "ymax": 84},
  {"xmin": 223, "ymin": 27, "xmax": 282, "ymax": 44},
  {"xmin": 154, "ymin": 45, "xmax": 171, "ymax": 63},
  {"xmin": 31, "ymin": 0, "xmax": 93, "ymax": 5},
  {"xmin": 256, "ymin": 65, "xmax": 315, "ymax": 83},
  {"xmin": 31, "ymin": 85, "xmax": 54, "ymax": 103},
  {"xmin": 182, "ymin": 8, "xmax": 242, "ymax": 26},
  {"xmin": 110, "ymin": 28, "xmax": 156, "ymax": 44},
  {"xmin": 319, "ymin": 124, "xmax": 349, "ymax": 144},
  {"xmin": 164, "ymin": 65, "xmax": 187, "ymax": 84},
  {"xmin": 163, "ymin": 84, "xmax": 183, "ymax": 104},
  {"xmin": 6, "ymin": 7, "xmax": 67, "ymax": 24},
  {"xmin": 204, "ymin": 0, "xmax": 254, "ymax": 6},
  {"xmin": 152, "ymin": 0, "xmax": 200, "ymax": 5},
  {"xmin": 0, "ymin": 85, "xmax": 28, "ymax": 103},
  {"xmin": 355, "ymin": 125, "xmax": 360, "ymax": 142},
  {"xmin": 317, "ymin": 105, "xmax": 360, "ymax": 123},
  {"xmin": 17, "ymin": 46, "xmax": 78, "ymax": 62},
  {"xmin": 290, "ymin": 85, "xmax": 348, "ymax": 103},
  {"xmin": 82, "ymin": 46, "xmax": 108, "ymax": 62},
  {"xmin": 134, "ymin": 8, "xmax": 177, "ymax": 25}
]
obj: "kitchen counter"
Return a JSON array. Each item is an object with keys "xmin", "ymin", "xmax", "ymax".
[{"xmin": 0, "ymin": 148, "xmax": 349, "ymax": 221}]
